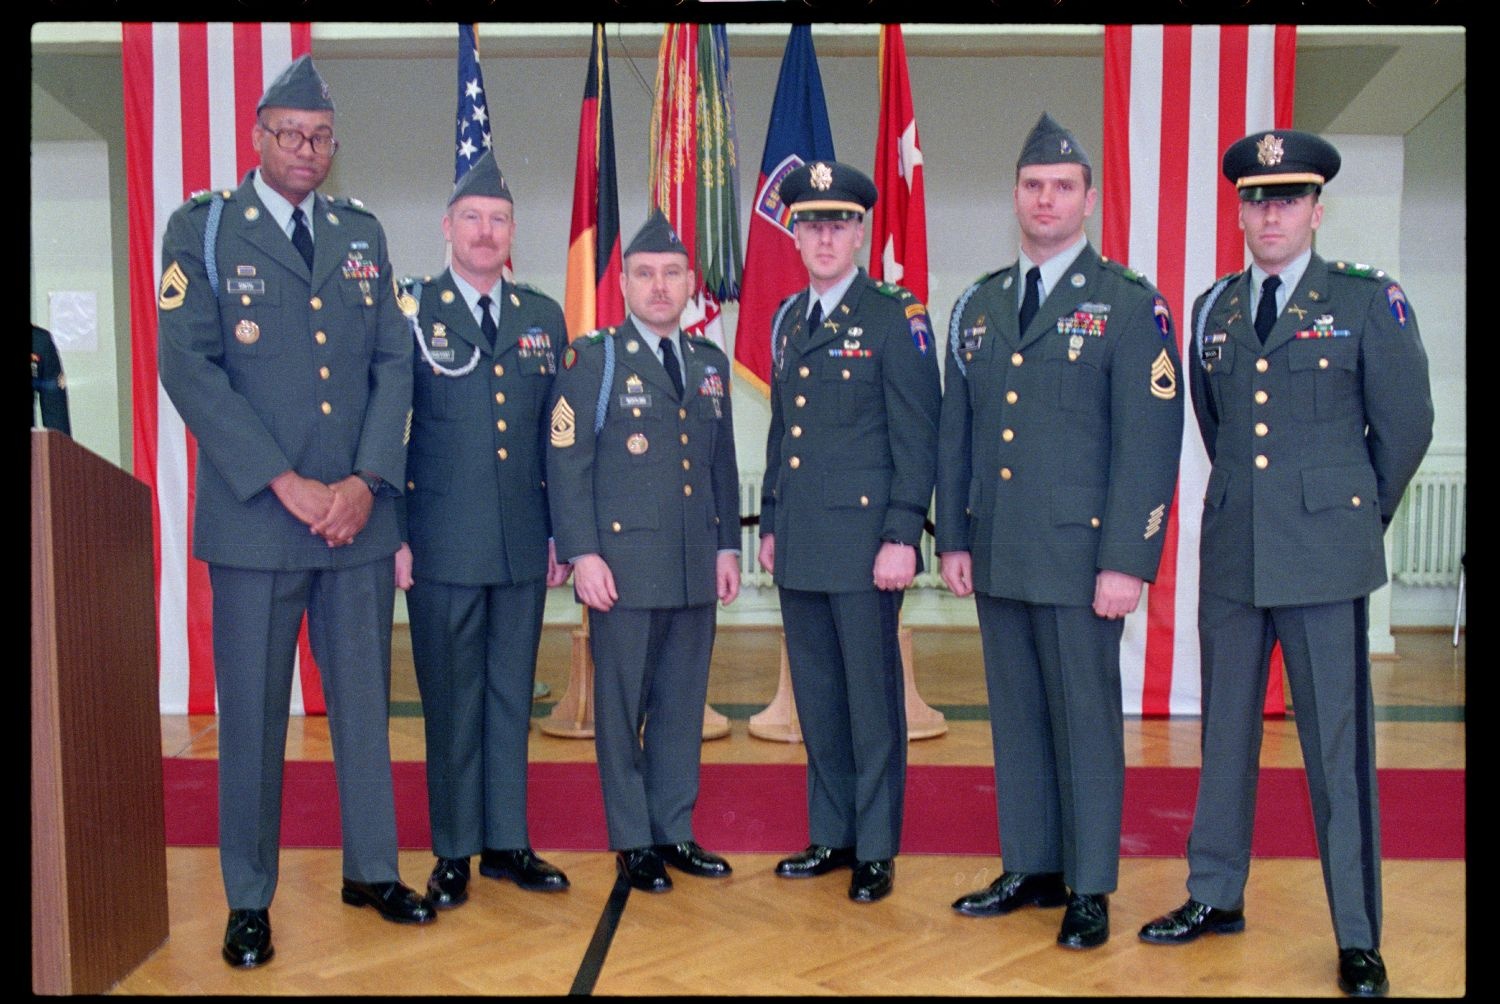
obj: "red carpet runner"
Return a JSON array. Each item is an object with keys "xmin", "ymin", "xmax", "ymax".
[{"xmin": 162, "ymin": 760, "xmax": 1463, "ymax": 859}]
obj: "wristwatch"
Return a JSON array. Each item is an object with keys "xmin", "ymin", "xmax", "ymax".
[{"xmin": 355, "ymin": 470, "xmax": 382, "ymax": 495}]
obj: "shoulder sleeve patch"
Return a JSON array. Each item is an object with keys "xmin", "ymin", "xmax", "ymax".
[
  {"xmin": 1152, "ymin": 294, "xmax": 1174, "ymax": 340},
  {"xmin": 1385, "ymin": 282, "xmax": 1411, "ymax": 328}
]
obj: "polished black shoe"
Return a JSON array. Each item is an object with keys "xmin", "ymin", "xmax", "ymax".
[
  {"xmin": 426, "ymin": 857, "xmax": 470, "ymax": 909},
  {"xmin": 479, "ymin": 847, "xmax": 570, "ymax": 892},
  {"xmin": 1338, "ymin": 948, "xmax": 1389, "ymax": 997},
  {"xmin": 340, "ymin": 879, "xmax": 438, "ymax": 924},
  {"xmin": 654, "ymin": 840, "xmax": 732, "ymax": 878},
  {"xmin": 1138, "ymin": 898, "xmax": 1246, "ymax": 944},
  {"xmin": 617, "ymin": 848, "xmax": 672, "ymax": 892},
  {"xmin": 774, "ymin": 844, "xmax": 857, "ymax": 878},
  {"xmin": 222, "ymin": 908, "xmax": 273, "ymax": 968},
  {"xmin": 1057, "ymin": 892, "xmax": 1109, "ymax": 949},
  {"xmin": 849, "ymin": 859, "xmax": 895, "ymax": 902},
  {"xmin": 952, "ymin": 871, "xmax": 1068, "ymax": 917}
]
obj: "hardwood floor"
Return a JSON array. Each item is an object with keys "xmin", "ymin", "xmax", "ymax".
[{"xmin": 120, "ymin": 627, "xmax": 1465, "ymax": 996}]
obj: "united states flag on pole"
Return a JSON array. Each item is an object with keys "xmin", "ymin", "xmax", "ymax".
[
  {"xmin": 455, "ymin": 23, "xmax": 511, "ymax": 278},
  {"xmin": 123, "ymin": 23, "xmax": 321, "ymax": 714},
  {"xmin": 733, "ymin": 25, "xmax": 834, "ymax": 394},
  {"xmin": 869, "ymin": 24, "xmax": 929, "ymax": 306},
  {"xmin": 1103, "ymin": 24, "xmax": 1297, "ymax": 716}
]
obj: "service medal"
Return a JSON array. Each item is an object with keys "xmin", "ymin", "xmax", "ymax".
[{"xmin": 626, "ymin": 433, "xmax": 649, "ymax": 456}]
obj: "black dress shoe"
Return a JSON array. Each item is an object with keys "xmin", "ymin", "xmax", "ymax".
[
  {"xmin": 1057, "ymin": 892, "xmax": 1109, "ymax": 949},
  {"xmin": 222, "ymin": 908, "xmax": 273, "ymax": 968},
  {"xmin": 848, "ymin": 859, "xmax": 894, "ymax": 902},
  {"xmin": 654, "ymin": 840, "xmax": 732, "ymax": 878},
  {"xmin": 774, "ymin": 844, "xmax": 857, "ymax": 878},
  {"xmin": 952, "ymin": 871, "xmax": 1068, "ymax": 917},
  {"xmin": 479, "ymin": 847, "xmax": 570, "ymax": 891},
  {"xmin": 617, "ymin": 848, "xmax": 672, "ymax": 892},
  {"xmin": 1138, "ymin": 898, "xmax": 1246, "ymax": 944},
  {"xmin": 1338, "ymin": 948, "xmax": 1389, "ymax": 997},
  {"xmin": 340, "ymin": 879, "xmax": 438, "ymax": 924},
  {"xmin": 426, "ymin": 857, "xmax": 470, "ymax": 909}
]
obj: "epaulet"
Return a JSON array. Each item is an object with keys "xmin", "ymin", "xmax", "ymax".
[
  {"xmin": 329, "ymin": 194, "xmax": 374, "ymax": 216},
  {"xmin": 688, "ymin": 334, "xmax": 727, "ymax": 354},
  {"xmin": 1330, "ymin": 260, "xmax": 1390, "ymax": 282},
  {"xmin": 186, "ymin": 188, "xmax": 229, "ymax": 208},
  {"xmin": 579, "ymin": 328, "xmax": 612, "ymax": 345},
  {"xmin": 511, "ymin": 280, "xmax": 542, "ymax": 296},
  {"xmin": 964, "ymin": 268, "xmax": 1004, "ymax": 294},
  {"xmin": 397, "ymin": 275, "xmax": 426, "ymax": 294},
  {"xmin": 1098, "ymin": 255, "xmax": 1152, "ymax": 287},
  {"xmin": 777, "ymin": 290, "xmax": 800, "ymax": 309},
  {"xmin": 872, "ymin": 279, "xmax": 913, "ymax": 301},
  {"xmin": 1212, "ymin": 269, "xmax": 1243, "ymax": 286}
]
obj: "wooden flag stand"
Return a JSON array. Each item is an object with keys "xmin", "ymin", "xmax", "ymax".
[
  {"xmin": 747, "ymin": 618, "xmax": 947, "ymax": 743},
  {"xmin": 539, "ymin": 611, "xmax": 731, "ymax": 740}
]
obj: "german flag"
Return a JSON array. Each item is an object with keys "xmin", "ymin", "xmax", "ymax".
[{"xmin": 564, "ymin": 23, "xmax": 623, "ymax": 340}]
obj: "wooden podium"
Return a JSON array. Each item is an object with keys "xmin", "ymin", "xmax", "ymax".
[{"xmin": 32, "ymin": 430, "xmax": 168, "ymax": 993}]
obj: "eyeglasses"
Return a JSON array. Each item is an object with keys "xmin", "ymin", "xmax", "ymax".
[{"xmin": 259, "ymin": 123, "xmax": 338, "ymax": 156}]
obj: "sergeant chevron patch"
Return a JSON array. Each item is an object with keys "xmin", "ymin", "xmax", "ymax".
[
  {"xmin": 1150, "ymin": 348, "xmax": 1177, "ymax": 400},
  {"xmin": 550, "ymin": 395, "xmax": 576, "ymax": 448},
  {"xmin": 158, "ymin": 261, "xmax": 189, "ymax": 310}
]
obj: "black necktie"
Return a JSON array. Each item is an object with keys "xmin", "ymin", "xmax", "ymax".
[
  {"xmin": 477, "ymin": 294, "xmax": 498, "ymax": 353},
  {"xmin": 290, "ymin": 207, "xmax": 315, "ymax": 271},
  {"xmin": 807, "ymin": 299, "xmax": 824, "ymax": 331},
  {"xmin": 661, "ymin": 338, "xmax": 684, "ymax": 398},
  {"xmin": 1019, "ymin": 265, "xmax": 1042, "ymax": 333},
  {"xmin": 1255, "ymin": 275, "xmax": 1282, "ymax": 344}
]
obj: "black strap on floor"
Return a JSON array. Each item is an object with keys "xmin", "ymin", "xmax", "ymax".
[{"xmin": 570, "ymin": 869, "xmax": 630, "ymax": 995}]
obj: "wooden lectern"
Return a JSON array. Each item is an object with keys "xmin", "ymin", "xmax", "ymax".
[{"xmin": 32, "ymin": 430, "xmax": 168, "ymax": 993}]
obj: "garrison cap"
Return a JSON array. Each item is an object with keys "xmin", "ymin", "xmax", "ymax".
[
  {"xmin": 449, "ymin": 149, "xmax": 512, "ymax": 206},
  {"xmin": 624, "ymin": 208, "xmax": 688, "ymax": 257},
  {"xmin": 1017, "ymin": 112, "xmax": 1090, "ymax": 172},
  {"xmin": 256, "ymin": 54, "xmax": 335, "ymax": 113},
  {"xmin": 781, "ymin": 160, "xmax": 877, "ymax": 222},
  {"xmin": 1223, "ymin": 129, "xmax": 1341, "ymax": 201}
]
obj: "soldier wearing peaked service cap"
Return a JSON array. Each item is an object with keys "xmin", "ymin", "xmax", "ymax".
[
  {"xmin": 547, "ymin": 208, "xmax": 742, "ymax": 894},
  {"xmin": 156, "ymin": 53, "xmax": 430, "ymax": 970},
  {"xmin": 395, "ymin": 146, "xmax": 573, "ymax": 913},
  {"xmin": 937, "ymin": 112, "xmax": 1183, "ymax": 949},
  {"xmin": 759, "ymin": 159, "xmax": 941, "ymax": 904},
  {"xmin": 1138, "ymin": 128, "xmax": 1432, "ymax": 999}
]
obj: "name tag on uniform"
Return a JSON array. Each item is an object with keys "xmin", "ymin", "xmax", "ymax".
[{"xmin": 225, "ymin": 278, "xmax": 265, "ymax": 295}]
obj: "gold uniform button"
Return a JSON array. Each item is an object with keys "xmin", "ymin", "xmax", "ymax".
[
  {"xmin": 682, "ymin": 459, "xmax": 691, "ymax": 471},
  {"xmin": 841, "ymin": 369, "xmax": 851, "ymax": 380},
  {"xmin": 1011, "ymin": 352, "xmax": 1024, "ymax": 367},
  {"xmin": 320, "ymin": 402, "xmax": 332, "ymax": 415},
  {"xmin": 494, "ymin": 364, "xmax": 504, "ymax": 377},
  {"xmin": 799, "ymin": 365, "xmax": 810, "ymax": 378},
  {"xmin": 795, "ymin": 395, "xmax": 807, "ymax": 408},
  {"xmin": 315, "ymin": 331, "xmax": 328, "ymax": 345},
  {"xmin": 1256, "ymin": 358, "xmax": 1269, "ymax": 373},
  {"xmin": 860, "ymin": 495, "xmax": 869, "ymax": 507},
  {"xmin": 1006, "ymin": 390, "xmax": 1019, "ymax": 404},
  {"xmin": 965, "ymin": 352, "xmax": 973, "ymax": 362},
  {"xmin": 407, "ymin": 480, "xmax": 415, "ymax": 491},
  {"xmin": 680, "ymin": 433, "xmax": 689, "ymax": 445},
  {"xmin": 1254, "ymin": 422, "xmax": 1268, "ymax": 437},
  {"xmin": 498, "ymin": 448, "xmax": 509, "ymax": 460},
  {"xmin": 494, "ymin": 392, "xmax": 506, "ymax": 405},
  {"xmin": 497, "ymin": 420, "xmax": 507, "ymax": 432},
  {"xmin": 1319, "ymin": 358, "xmax": 1330, "ymax": 369},
  {"xmin": 632, "ymin": 407, "xmax": 642, "ymax": 418},
  {"xmin": 683, "ymin": 484, "xmax": 693, "ymax": 496},
  {"xmin": 1352, "ymin": 496, "xmax": 1362, "ymax": 507},
  {"xmin": 791, "ymin": 425, "xmax": 803, "ymax": 438},
  {"xmin": 319, "ymin": 366, "xmax": 330, "ymax": 380},
  {"xmin": 241, "ymin": 294, "xmax": 251, "ymax": 306},
  {"xmin": 1255, "ymin": 454, "xmax": 1269, "ymax": 469},
  {"xmin": 1002, "ymin": 428, "xmax": 1014, "ymax": 442},
  {"xmin": 1254, "ymin": 390, "xmax": 1269, "ymax": 405},
  {"xmin": 310, "ymin": 296, "xmax": 323, "ymax": 310},
  {"xmin": 789, "ymin": 457, "xmax": 801, "ymax": 469},
  {"xmin": 679, "ymin": 408, "xmax": 687, "ymax": 420},
  {"xmin": 1090, "ymin": 517, "xmax": 1101, "ymax": 528},
  {"xmin": 1000, "ymin": 467, "xmax": 1012, "ymax": 480},
  {"xmin": 612, "ymin": 521, "xmax": 622, "ymax": 533},
  {"xmin": 364, "ymin": 296, "xmax": 374, "ymax": 306}
]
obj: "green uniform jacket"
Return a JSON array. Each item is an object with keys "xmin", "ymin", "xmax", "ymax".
[
  {"xmin": 1190, "ymin": 254, "xmax": 1433, "ymax": 608},
  {"xmin": 547, "ymin": 320, "xmax": 740, "ymax": 609},
  {"xmin": 157, "ymin": 172, "xmax": 411, "ymax": 570},
  {"xmin": 936, "ymin": 245, "xmax": 1184, "ymax": 606},
  {"xmin": 398, "ymin": 270, "xmax": 564, "ymax": 585},
  {"xmin": 760, "ymin": 270, "xmax": 942, "ymax": 593}
]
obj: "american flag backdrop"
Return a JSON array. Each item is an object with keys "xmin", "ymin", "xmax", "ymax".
[
  {"xmin": 1102, "ymin": 24, "xmax": 1297, "ymax": 716},
  {"xmin": 123, "ymin": 23, "xmax": 318, "ymax": 714}
]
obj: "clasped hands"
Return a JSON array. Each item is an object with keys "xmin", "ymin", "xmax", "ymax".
[{"xmin": 271, "ymin": 470, "xmax": 372, "ymax": 549}]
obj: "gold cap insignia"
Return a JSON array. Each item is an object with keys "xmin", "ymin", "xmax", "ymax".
[
  {"xmin": 550, "ymin": 395, "xmax": 576, "ymax": 448},
  {"xmin": 158, "ymin": 261, "xmax": 189, "ymax": 310},
  {"xmin": 810, "ymin": 162, "xmax": 834, "ymax": 191},
  {"xmin": 1256, "ymin": 133, "xmax": 1285, "ymax": 167},
  {"xmin": 1150, "ymin": 348, "xmax": 1177, "ymax": 400}
]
